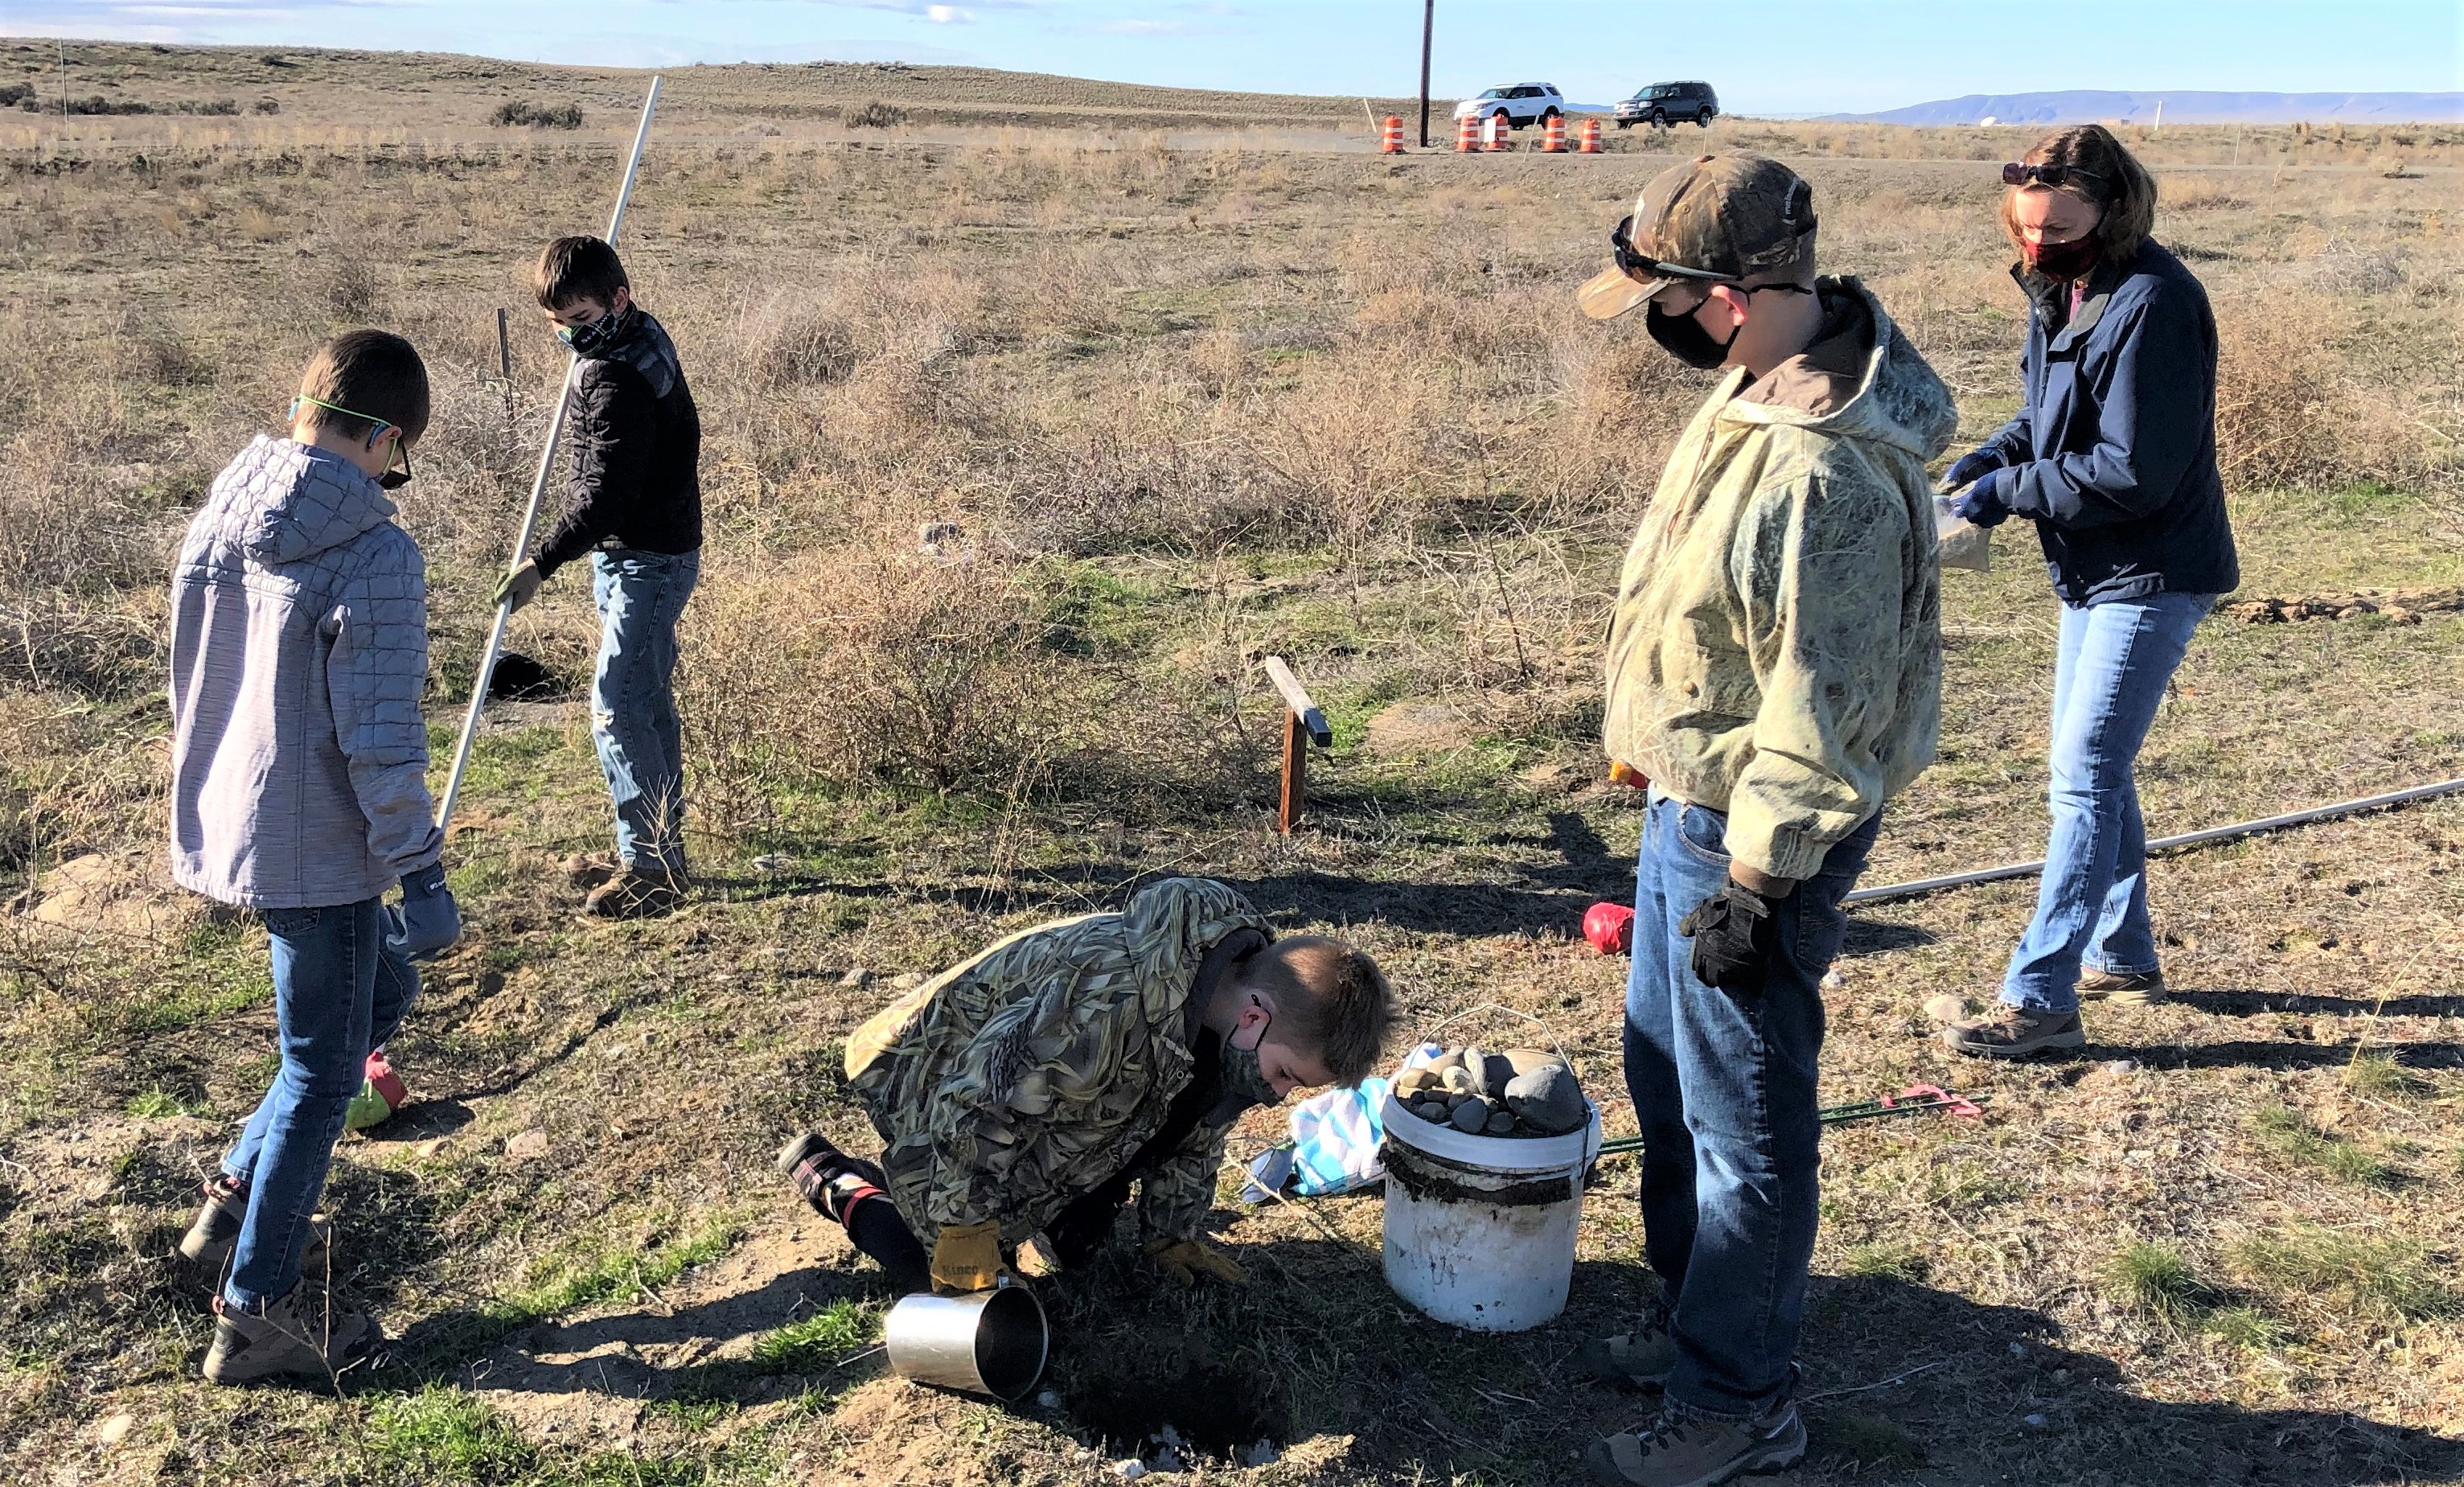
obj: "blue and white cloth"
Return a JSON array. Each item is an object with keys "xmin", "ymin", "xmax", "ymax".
[{"xmin": 1243, "ymin": 1043, "xmax": 1448, "ymax": 1201}]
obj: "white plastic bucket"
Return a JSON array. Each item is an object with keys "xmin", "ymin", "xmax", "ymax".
[{"xmin": 1378, "ymin": 1090, "xmax": 1603, "ymax": 1333}]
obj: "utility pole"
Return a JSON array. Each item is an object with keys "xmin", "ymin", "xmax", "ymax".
[{"xmin": 1418, "ymin": 0, "xmax": 1434, "ymax": 149}]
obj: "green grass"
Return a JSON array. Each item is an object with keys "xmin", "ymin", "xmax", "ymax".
[
  {"xmin": 485, "ymin": 1207, "xmax": 754, "ymax": 1333},
  {"xmin": 1838, "ymin": 1239, "xmax": 1929, "ymax": 1283},
  {"xmin": 1814, "ymin": 1411, "xmax": 1924, "ymax": 1472},
  {"xmin": 2105, "ymin": 1240, "xmax": 2220, "ymax": 1322},
  {"xmin": 2253, "ymin": 1104, "xmax": 2404, "ymax": 1188},
  {"xmin": 2233, "ymin": 1227, "xmax": 2457, "ymax": 1323},
  {"xmin": 2343, "ymin": 1052, "xmax": 2429, "ymax": 1100},
  {"xmin": 366, "ymin": 1386, "xmax": 539, "ymax": 1484},
  {"xmin": 364, "ymin": 1385, "xmax": 742, "ymax": 1485},
  {"xmin": 123, "ymin": 1086, "xmax": 203, "ymax": 1119},
  {"xmin": 751, "ymin": 1298, "xmax": 882, "ymax": 1374},
  {"xmin": 2199, "ymin": 1305, "xmax": 2290, "ymax": 1350}
]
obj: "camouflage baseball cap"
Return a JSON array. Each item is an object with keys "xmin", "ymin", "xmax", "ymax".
[{"xmin": 1577, "ymin": 152, "xmax": 1819, "ymax": 321}]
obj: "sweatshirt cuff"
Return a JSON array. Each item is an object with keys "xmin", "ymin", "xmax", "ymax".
[{"xmin": 1723, "ymin": 812, "xmax": 1834, "ymax": 883}]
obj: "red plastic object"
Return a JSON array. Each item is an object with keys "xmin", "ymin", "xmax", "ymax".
[
  {"xmin": 365, "ymin": 1048, "xmax": 409, "ymax": 1111},
  {"xmin": 1583, "ymin": 901, "xmax": 1636, "ymax": 955},
  {"xmin": 1884, "ymin": 1082, "xmax": 1983, "ymax": 1119}
]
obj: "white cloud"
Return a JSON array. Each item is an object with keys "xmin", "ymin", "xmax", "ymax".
[{"xmin": 923, "ymin": 4, "xmax": 969, "ymax": 21}]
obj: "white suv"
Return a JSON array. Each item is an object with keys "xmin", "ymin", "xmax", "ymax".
[{"xmin": 1454, "ymin": 83, "xmax": 1566, "ymax": 131}]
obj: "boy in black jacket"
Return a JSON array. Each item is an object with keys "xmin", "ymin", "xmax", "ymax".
[{"xmin": 497, "ymin": 236, "xmax": 703, "ymax": 917}]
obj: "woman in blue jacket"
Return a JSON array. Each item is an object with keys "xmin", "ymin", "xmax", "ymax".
[{"xmin": 1937, "ymin": 124, "xmax": 2239, "ymax": 1058}]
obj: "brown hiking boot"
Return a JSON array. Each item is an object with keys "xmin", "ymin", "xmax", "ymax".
[
  {"xmin": 201, "ymin": 1285, "xmax": 379, "ymax": 1384},
  {"xmin": 2078, "ymin": 968, "xmax": 2166, "ymax": 1005},
  {"xmin": 1579, "ymin": 1304, "xmax": 1677, "ymax": 1391},
  {"xmin": 1941, "ymin": 1003, "xmax": 2086, "ymax": 1059},
  {"xmin": 1587, "ymin": 1401, "xmax": 1806, "ymax": 1486},
  {"xmin": 562, "ymin": 852, "xmax": 620, "ymax": 892},
  {"xmin": 582, "ymin": 865, "xmax": 687, "ymax": 919},
  {"xmin": 176, "ymin": 1175, "xmax": 331, "ymax": 1292}
]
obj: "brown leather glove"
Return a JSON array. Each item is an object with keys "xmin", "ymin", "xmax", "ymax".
[
  {"xmin": 1143, "ymin": 1237, "xmax": 1249, "ymax": 1287},
  {"xmin": 930, "ymin": 1222, "xmax": 1008, "ymax": 1295}
]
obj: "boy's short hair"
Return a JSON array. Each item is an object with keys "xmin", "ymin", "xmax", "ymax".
[
  {"xmin": 298, "ymin": 330, "xmax": 430, "ymax": 445},
  {"xmin": 1248, "ymin": 935, "xmax": 1398, "ymax": 1086},
  {"xmin": 534, "ymin": 235, "xmax": 630, "ymax": 310}
]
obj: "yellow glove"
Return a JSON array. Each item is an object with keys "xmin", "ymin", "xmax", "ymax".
[
  {"xmin": 1144, "ymin": 1237, "xmax": 1249, "ymax": 1288},
  {"xmin": 930, "ymin": 1222, "xmax": 1008, "ymax": 1295}
]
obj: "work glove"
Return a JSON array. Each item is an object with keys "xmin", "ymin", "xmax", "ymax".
[
  {"xmin": 1143, "ymin": 1237, "xmax": 1249, "ymax": 1288},
  {"xmin": 493, "ymin": 559, "xmax": 544, "ymax": 614},
  {"xmin": 1949, "ymin": 468, "xmax": 2013, "ymax": 528},
  {"xmin": 391, "ymin": 861, "xmax": 461, "ymax": 960},
  {"xmin": 930, "ymin": 1221, "xmax": 1009, "ymax": 1295},
  {"xmin": 1942, "ymin": 448, "xmax": 2005, "ymax": 492},
  {"xmin": 1678, "ymin": 881, "xmax": 1778, "ymax": 998}
]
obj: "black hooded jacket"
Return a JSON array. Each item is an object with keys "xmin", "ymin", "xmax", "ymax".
[{"xmin": 532, "ymin": 308, "xmax": 702, "ymax": 577}]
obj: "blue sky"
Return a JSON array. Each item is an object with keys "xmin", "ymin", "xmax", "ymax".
[{"xmin": 13, "ymin": 1, "xmax": 2462, "ymax": 116}]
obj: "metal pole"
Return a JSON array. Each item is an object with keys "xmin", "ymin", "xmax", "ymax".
[
  {"xmin": 435, "ymin": 75, "xmax": 662, "ymax": 833},
  {"xmin": 1418, "ymin": 0, "xmax": 1434, "ymax": 150},
  {"xmin": 1843, "ymin": 774, "xmax": 2464, "ymax": 907}
]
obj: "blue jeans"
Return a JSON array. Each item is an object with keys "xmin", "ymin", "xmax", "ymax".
[
  {"xmin": 590, "ymin": 548, "xmax": 699, "ymax": 873},
  {"xmin": 2002, "ymin": 592, "xmax": 2213, "ymax": 1013},
  {"xmin": 1624, "ymin": 794, "xmax": 1879, "ymax": 1419},
  {"xmin": 220, "ymin": 897, "xmax": 418, "ymax": 1311}
]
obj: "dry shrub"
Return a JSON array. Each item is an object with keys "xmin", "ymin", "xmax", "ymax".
[
  {"xmin": 2211, "ymin": 295, "xmax": 2343, "ymax": 492},
  {"xmin": 679, "ymin": 540, "xmax": 1262, "ymax": 836},
  {"xmin": 682, "ymin": 542, "xmax": 1063, "ymax": 822},
  {"xmin": 741, "ymin": 293, "xmax": 859, "ymax": 387},
  {"xmin": 844, "ymin": 101, "xmax": 909, "ymax": 130}
]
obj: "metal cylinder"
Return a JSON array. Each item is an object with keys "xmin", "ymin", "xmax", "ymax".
[{"xmin": 882, "ymin": 1284, "xmax": 1048, "ymax": 1402}]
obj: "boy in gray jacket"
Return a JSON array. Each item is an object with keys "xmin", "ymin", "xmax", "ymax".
[{"xmin": 167, "ymin": 330, "xmax": 462, "ymax": 1383}]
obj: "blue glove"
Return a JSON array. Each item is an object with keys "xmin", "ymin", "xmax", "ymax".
[
  {"xmin": 1944, "ymin": 448, "xmax": 2005, "ymax": 491},
  {"xmin": 1950, "ymin": 467, "xmax": 2012, "ymax": 528},
  {"xmin": 392, "ymin": 862, "xmax": 461, "ymax": 960}
]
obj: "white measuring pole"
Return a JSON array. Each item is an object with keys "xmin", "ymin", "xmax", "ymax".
[{"xmin": 435, "ymin": 76, "xmax": 662, "ymax": 834}]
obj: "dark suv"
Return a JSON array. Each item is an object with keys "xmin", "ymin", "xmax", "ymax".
[{"xmin": 1613, "ymin": 81, "xmax": 1719, "ymax": 129}]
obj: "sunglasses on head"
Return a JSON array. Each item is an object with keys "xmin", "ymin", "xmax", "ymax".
[
  {"xmin": 1609, "ymin": 215, "xmax": 1813, "ymax": 296},
  {"xmin": 2002, "ymin": 161, "xmax": 2108, "ymax": 193}
]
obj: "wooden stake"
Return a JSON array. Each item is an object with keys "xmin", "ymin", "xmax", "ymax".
[{"xmin": 1279, "ymin": 707, "xmax": 1307, "ymax": 834}]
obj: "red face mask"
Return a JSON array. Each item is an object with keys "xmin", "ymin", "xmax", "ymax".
[{"xmin": 2024, "ymin": 234, "xmax": 2100, "ymax": 282}]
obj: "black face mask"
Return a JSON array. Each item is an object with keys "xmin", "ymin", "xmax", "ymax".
[
  {"xmin": 1645, "ymin": 300, "xmax": 1741, "ymax": 370},
  {"xmin": 1217, "ymin": 1010, "xmax": 1283, "ymax": 1110},
  {"xmin": 557, "ymin": 303, "xmax": 630, "ymax": 359}
]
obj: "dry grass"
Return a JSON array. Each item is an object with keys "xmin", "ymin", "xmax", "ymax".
[{"xmin": 3, "ymin": 41, "xmax": 2462, "ymax": 1487}]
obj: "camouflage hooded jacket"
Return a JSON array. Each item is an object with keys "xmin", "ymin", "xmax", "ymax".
[
  {"xmin": 1604, "ymin": 277, "xmax": 1955, "ymax": 881},
  {"xmin": 843, "ymin": 877, "xmax": 1270, "ymax": 1246}
]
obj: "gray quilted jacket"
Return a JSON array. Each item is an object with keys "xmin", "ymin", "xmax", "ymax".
[{"xmin": 169, "ymin": 435, "xmax": 442, "ymax": 909}]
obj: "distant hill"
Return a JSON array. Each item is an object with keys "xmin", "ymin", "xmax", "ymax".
[{"xmin": 1831, "ymin": 91, "xmax": 2464, "ymax": 126}]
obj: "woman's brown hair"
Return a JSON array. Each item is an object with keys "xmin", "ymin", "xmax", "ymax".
[{"xmin": 1998, "ymin": 123, "xmax": 2158, "ymax": 267}]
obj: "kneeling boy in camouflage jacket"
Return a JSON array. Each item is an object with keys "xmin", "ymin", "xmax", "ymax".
[{"xmin": 780, "ymin": 877, "xmax": 1394, "ymax": 1294}]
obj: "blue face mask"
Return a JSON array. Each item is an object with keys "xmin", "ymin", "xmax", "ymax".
[{"xmin": 556, "ymin": 303, "xmax": 628, "ymax": 358}]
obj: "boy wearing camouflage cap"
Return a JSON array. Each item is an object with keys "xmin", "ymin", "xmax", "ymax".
[
  {"xmin": 776, "ymin": 877, "xmax": 1394, "ymax": 1296},
  {"xmin": 1575, "ymin": 154, "xmax": 1952, "ymax": 1486}
]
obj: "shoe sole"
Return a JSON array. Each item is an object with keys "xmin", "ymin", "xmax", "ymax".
[
  {"xmin": 2080, "ymin": 988, "xmax": 2165, "ymax": 1006},
  {"xmin": 1944, "ymin": 1028, "xmax": 2088, "ymax": 1059},
  {"xmin": 1583, "ymin": 1433, "xmax": 1804, "ymax": 1487}
]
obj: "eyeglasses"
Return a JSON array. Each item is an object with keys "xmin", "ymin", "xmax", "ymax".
[{"xmin": 2002, "ymin": 161, "xmax": 2108, "ymax": 192}]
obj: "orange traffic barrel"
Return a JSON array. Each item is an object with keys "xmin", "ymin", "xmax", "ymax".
[
  {"xmin": 1484, "ymin": 113, "xmax": 1510, "ymax": 151},
  {"xmin": 1540, "ymin": 113, "xmax": 1567, "ymax": 153},
  {"xmin": 1381, "ymin": 114, "xmax": 1404, "ymax": 154},
  {"xmin": 1456, "ymin": 112, "xmax": 1479, "ymax": 153},
  {"xmin": 1578, "ymin": 117, "xmax": 1604, "ymax": 154}
]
